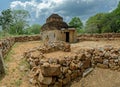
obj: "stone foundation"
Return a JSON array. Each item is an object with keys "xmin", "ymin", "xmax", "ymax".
[
  {"xmin": 24, "ymin": 41, "xmax": 120, "ymax": 87},
  {"xmin": 0, "ymin": 33, "xmax": 120, "ymax": 84}
]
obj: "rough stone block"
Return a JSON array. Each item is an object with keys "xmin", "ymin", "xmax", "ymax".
[
  {"xmin": 71, "ymin": 71, "xmax": 78, "ymax": 80},
  {"xmin": 38, "ymin": 72, "xmax": 55, "ymax": 85},
  {"xmin": 41, "ymin": 64, "xmax": 61, "ymax": 76},
  {"xmin": 50, "ymin": 81, "xmax": 62, "ymax": 87},
  {"xmin": 62, "ymin": 74, "xmax": 71, "ymax": 85},
  {"xmin": 40, "ymin": 84, "xmax": 48, "ymax": 87},
  {"xmin": 83, "ymin": 68, "xmax": 93, "ymax": 77},
  {"xmin": 93, "ymin": 56, "xmax": 103, "ymax": 63},
  {"xmin": 82, "ymin": 59, "xmax": 91, "ymax": 69},
  {"xmin": 97, "ymin": 63, "xmax": 108, "ymax": 69}
]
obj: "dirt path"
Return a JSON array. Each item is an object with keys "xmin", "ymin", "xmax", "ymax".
[
  {"xmin": 71, "ymin": 68, "xmax": 120, "ymax": 87},
  {"xmin": 0, "ymin": 40, "xmax": 120, "ymax": 87},
  {"xmin": 0, "ymin": 41, "xmax": 42, "ymax": 87}
]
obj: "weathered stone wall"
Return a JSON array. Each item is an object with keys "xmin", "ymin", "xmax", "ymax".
[
  {"xmin": 0, "ymin": 38, "xmax": 15, "ymax": 57},
  {"xmin": 14, "ymin": 35, "xmax": 41, "ymax": 42},
  {"xmin": 77, "ymin": 33, "xmax": 120, "ymax": 41},
  {"xmin": 0, "ymin": 35, "xmax": 41, "ymax": 78},
  {"xmin": 24, "ymin": 41, "xmax": 120, "ymax": 87},
  {"xmin": 41, "ymin": 29, "xmax": 77, "ymax": 43},
  {"xmin": 0, "ymin": 35, "xmax": 41, "ymax": 58},
  {"xmin": 0, "ymin": 38, "xmax": 15, "ymax": 77}
]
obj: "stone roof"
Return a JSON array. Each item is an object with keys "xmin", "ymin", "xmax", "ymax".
[
  {"xmin": 41, "ymin": 14, "xmax": 68, "ymax": 31},
  {"xmin": 47, "ymin": 14, "xmax": 63, "ymax": 20}
]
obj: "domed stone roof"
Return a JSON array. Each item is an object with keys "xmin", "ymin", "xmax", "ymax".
[
  {"xmin": 47, "ymin": 14, "xmax": 63, "ymax": 21},
  {"xmin": 41, "ymin": 14, "xmax": 68, "ymax": 31}
]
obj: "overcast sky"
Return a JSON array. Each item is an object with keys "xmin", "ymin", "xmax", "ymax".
[{"xmin": 0, "ymin": 0, "xmax": 120, "ymax": 25}]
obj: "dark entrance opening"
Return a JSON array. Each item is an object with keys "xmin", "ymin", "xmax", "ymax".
[{"xmin": 66, "ymin": 32, "xmax": 69, "ymax": 42}]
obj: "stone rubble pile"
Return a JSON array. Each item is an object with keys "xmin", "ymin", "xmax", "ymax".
[
  {"xmin": 43, "ymin": 41, "xmax": 71, "ymax": 52},
  {"xmin": 92, "ymin": 46, "xmax": 120, "ymax": 70},
  {"xmin": 24, "ymin": 42, "xmax": 120, "ymax": 87},
  {"xmin": 24, "ymin": 41, "xmax": 91, "ymax": 87}
]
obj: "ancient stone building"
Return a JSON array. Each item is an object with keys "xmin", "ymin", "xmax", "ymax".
[{"xmin": 41, "ymin": 14, "xmax": 77, "ymax": 43}]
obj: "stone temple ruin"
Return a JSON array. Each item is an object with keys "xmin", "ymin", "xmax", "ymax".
[
  {"xmin": 0, "ymin": 13, "xmax": 120, "ymax": 87},
  {"xmin": 0, "ymin": 33, "xmax": 120, "ymax": 87},
  {"xmin": 24, "ymin": 41, "xmax": 120, "ymax": 87},
  {"xmin": 41, "ymin": 14, "xmax": 77, "ymax": 43}
]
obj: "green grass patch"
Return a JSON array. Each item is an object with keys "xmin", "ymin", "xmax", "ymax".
[
  {"xmin": 4, "ymin": 43, "xmax": 18, "ymax": 75},
  {"xmin": 14, "ymin": 79, "xmax": 22, "ymax": 87},
  {"xmin": 4, "ymin": 50, "xmax": 15, "ymax": 63},
  {"xmin": 4, "ymin": 43, "xmax": 19, "ymax": 63},
  {"xmin": 19, "ymin": 58, "xmax": 30, "ymax": 74}
]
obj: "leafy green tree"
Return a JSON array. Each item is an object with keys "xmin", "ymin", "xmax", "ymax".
[
  {"xmin": 9, "ymin": 10, "xmax": 30, "ymax": 35},
  {"xmin": 85, "ymin": 1, "xmax": 120, "ymax": 33},
  {"xmin": 69, "ymin": 17, "xmax": 83, "ymax": 33},
  {"xmin": 0, "ymin": 9, "xmax": 13, "ymax": 35},
  {"xmin": 24, "ymin": 24, "xmax": 41, "ymax": 35},
  {"xmin": 110, "ymin": 2, "xmax": 120, "ymax": 33},
  {"xmin": 85, "ymin": 13, "xmax": 106, "ymax": 33}
]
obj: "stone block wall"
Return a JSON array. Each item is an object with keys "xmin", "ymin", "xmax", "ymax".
[
  {"xmin": 0, "ymin": 35, "xmax": 41, "ymax": 78},
  {"xmin": 24, "ymin": 41, "xmax": 120, "ymax": 87},
  {"xmin": 77, "ymin": 33, "xmax": 120, "ymax": 41},
  {"xmin": 0, "ymin": 35, "xmax": 41, "ymax": 57},
  {"xmin": 0, "ymin": 38, "xmax": 15, "ymax": 77},
  {"xmin": 0, "ymin": 38, "xmax": 15, "ymax": 57},
  {"xmin": 14, "ymin": 35, "xmax": 41, "ymax": 42}
]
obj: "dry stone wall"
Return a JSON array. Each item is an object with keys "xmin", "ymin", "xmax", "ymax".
[
  {"xmin": 78, "ymin": 33, "xmax": 120, "ymax": 41},
  {"xmin": 0, "ymin": 35, "xmax": 41, "ymax": 58},
  {"xmin": 0, "ymin": 38, "xmax": 15, "ymax": 57},
  {"xmin": 0, "ymin": 35, "xmax": 41, "ymax": 77},
  {"xmin": 0, "ymin": 38, "xmax": 15, "ymax": 77},
  {"xmin": 14, "ymin": 35, "xmax": 41, "ymax": 42},
  {"xmin": 24, "ymin": 41, "xmax": 120, "ymax": 87}
]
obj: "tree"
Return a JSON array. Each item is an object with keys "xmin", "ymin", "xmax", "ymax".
[
  {"xmin": 69, "ymin": 17, "xmax": 83, "ymax": 33},
  {"xmin": 85, "ymin": 1, "xmax": 120, "ymax": 33},
  {"xmin": 0, "ymin": 9, "xmax": 13, "ymax": 35},
  {"xmin": 9, "ymin": 10, "xmax": 30, "ymax": 35},
  {"xmin": 24, "ymin": 24, "xmax": 41, "ymax": 35},
  {"xmin": 110, "ymin": 1, "xmax": 120, "ymax": 33},
  {"xmin": 85, "ymin": 13, "xmax": 106, "ymax": 33}
]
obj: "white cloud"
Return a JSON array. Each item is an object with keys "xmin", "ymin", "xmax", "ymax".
[
  {"xmin": 10, "ymin": 0, "xmax": 65, "ymax": 18},
  {"xmin": 10, "ymin": 0, "xmax": 119, "ymax": 24}
]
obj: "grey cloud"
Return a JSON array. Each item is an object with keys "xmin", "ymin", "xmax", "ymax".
[{"xmin": 10, "ymin": 0, "xmax": 119, "ymax": 24}]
